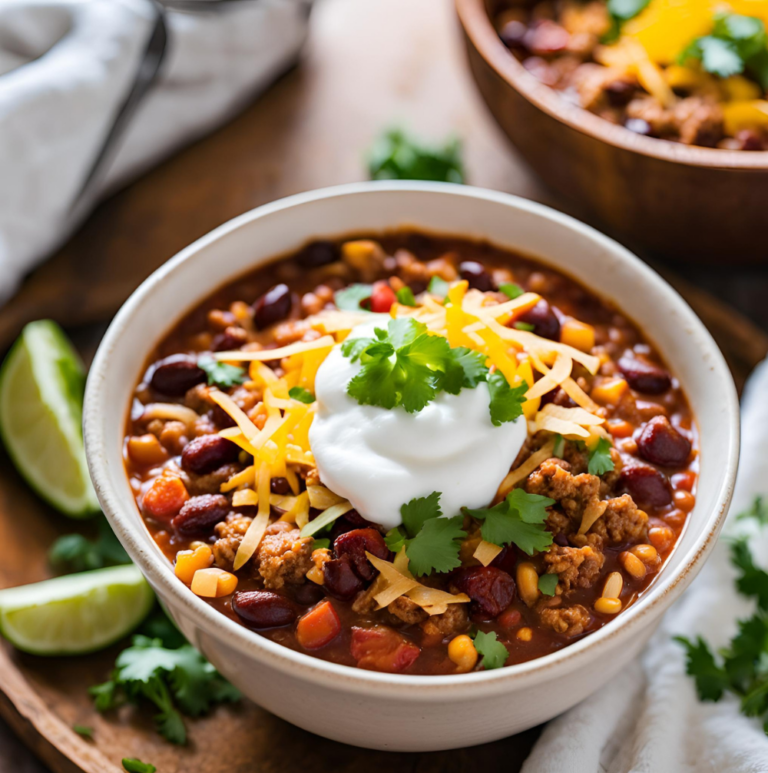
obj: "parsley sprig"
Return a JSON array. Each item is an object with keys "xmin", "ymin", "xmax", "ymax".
[
  {"xmin": 463, "ymin": 489, "xmax": 555, "ymax": 555},
  {"xmin": 676, "ymin": 498, "xmax": 768, "ymax": 732},
  {"xmin": 342, "ymin": 317, "xmax": 526, "ymax": 422}
]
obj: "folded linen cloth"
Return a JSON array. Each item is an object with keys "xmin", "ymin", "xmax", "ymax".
[
  {"xmin": 0, "ymin": 0, "xmax": 311, "ymax": 305},
  {"xmin": 523, "ymin": 360, "xmax": 768, "ymax": 773}
]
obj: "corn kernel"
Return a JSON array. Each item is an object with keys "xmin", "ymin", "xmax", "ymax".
[
  {"xmin": 448, "ymin": 635, "xmax": 478, "ymax": 673},
  {"xmin": 620, "ymin": 551, "xmax": 646, "ymax": 579},
  {"xmin": 175, "ymin": 545, "xmax": 213, "ymax": 585},
  {"xmin": 306, "ymin": 566, "xmax": 325, "ymax": 585},
  {"xmin": 191, "ymin": 567, "xmax": 238, "ymax": 598},
  {"xmin": 127, "ymin": 434, "xmax": 168, "ymax": 466},
  {"xmin": 216, "ymin": 571, "xmax": 238, "ymax": 597},
  {"xmin": 591, "ymin": 378, "xmax": 629, "ymax": 406},
  {"xmin": 516, "ymin": 562, "xmax": 540, "ymax": 607},
  {"xmin": 560, "ymin": 318, "xmax": 595, "ymax": 352},
  {"xmin": 602, "ymin": 571, "xmax": 623, "ymax": 599},
  {"xmin": 516, "ymin": 627, "xmax": 533, "ymax": 642},
  {"xmin": 594, "ymin": 597, "xmax": 621, "ymax": 615}
]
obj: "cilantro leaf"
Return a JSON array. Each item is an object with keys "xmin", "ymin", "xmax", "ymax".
[
  {"xmin": 674, "ymin": 636, "xmax": 730, "ymax": 701},
  {"xmin": 427, "ymin": 275, "xmax": 450, "ymax": 297},
  {"xmin": 49, "ymin": 517, "xmax": 130, "ymax": 574},
  {"xmin": 464, "ymin": 489, "xmax": 555, "ymax": 555},
  {"xmin": 288, "ymin": 386, "xmax": 315, "ymax": 404},
  {"xmin": 722, "ymin": 612, "xmax": 768, "ymax": 692},
  {"xmin": 368, "ymin": 128, "xmax": 464, "ymax": 184},
  {"xmin": 198, "ymin": 357, "xmax": 246, "ymax": 388},
  {"xmin": 487, "ymin": 372, "xmax": 527, "ymax": 427},
  {"xmin": 400, "ymin": 491, "xmax": 442, "ymax": 537},
  {"xmin": 385, "ymin": 527, "xmax": 408, "ymax": 553},
  {"xmin": 699, "ymin": 36, "xmax": 743, "ymax": 77},
  {"xmin": 406, "ymin": 515, "xmax": 466, "ymax": 576},
  {"xmin": 731, "ymin": 537, "xmax": 768, "ymax": 610},
  {"xmin": 499, "ymin": 283, "xmax": 524, "ymax": 300},
  {"xmin": 737, "ymin": 496, "xmax": 768, "ymax": 526},
  {"xmin": 123, "ymin": 759, "xmax": 157, "ymax": 773},
  {"xmin": 443, "ymin": 346, "xmax": 489, "ymax": 394},
  {"xmin": 607, "ymin": 0, "xmax": 650, "ymax": 21},
  {"xmin": 335, "ymin": 283, "xmax": 373, "ymax": 311},
  {"xmin": 553, "ymin": 434, "xmax": 565, "ymax": 459},
  {"xmin": 538, "ymin": 574, "xmax": 559, "ymax": 596},
  {"xmin": 73, "ymin": 724, "xmax": 94, "ymax": 739},
  {"xmin": 588, "ymin": 437, "xmax": 615, "ymax": 476},
  {"xmin": 514, "ymin": 322, "xmax": 535, "ymax": 332},
  {"xmin": 473, "ymin": 631, "xmax": 509, "ymax": 670},
  {"xmin": 396, "ymin": 286, "xmax": 417, "ymax": 306},
  {"xmin": 312, "ymin": 538, "xmax": 330, "ymax": 551}
]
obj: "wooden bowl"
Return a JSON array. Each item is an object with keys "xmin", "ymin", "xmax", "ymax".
[{"xmin": 455, "ymin": 0, "xmax": 768, "ymax": 263}]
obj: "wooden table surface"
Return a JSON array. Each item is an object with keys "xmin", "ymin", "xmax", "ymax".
[{"xmin": 2, "ymin": 0, "xmax": 768, "ymax": 769}]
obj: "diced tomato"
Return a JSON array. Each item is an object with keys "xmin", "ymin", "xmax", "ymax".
[
  {"xmin": 350, "ymin": 625, "xmax": 420, "ymax": 673},
  {"xmin": 296, "ymin": 600, "xmax": 341, "ymax": 650},
  {"xmin": 142, "ymin": 475, "xmax": 189, "ymax": 521},
  {"xmin": 370, "ymin": 282, "xmax": 397, "ymax": 314}
]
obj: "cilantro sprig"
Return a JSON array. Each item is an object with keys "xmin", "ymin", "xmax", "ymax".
[
  {"xmin": 49, "ymin": 517, "xmax": 130, "ymax": 574},
  {"xmin": 603, "ymin": 0, "xmax": 650, "ymax": 43},
  {"xmin": 588, "ymin": 437, "xmax": 615, "ymax": 476},
  {"xmin": 463, "ymin": 489, "xmax": 555, "ymax": 555},
  {"xmin": 289, "ymin": 386, "xmax": 315, "ymax": 404},
  {"xmin": 385, "ymin": 492, "xmax": 466, "ymax": 576},
  {"xmin": 198, "ymin": 356, "xmax": 246, "ymax": 389},
  {"xmin": 341, "ymin": 317, "xmax": 526, "ymax": 422},
  {"xmin": 368, "ymin": 128, "xmax": 464, "ymax": 184},
  {"xmin": 472, "ymin": 630, "xmax": 509, "ymax": 670},
  {"xmin": 676, "ymin": 497, "xmax": 768, "ymax": 732},
  {"xmin": 123, "ymin": 760, "xmax": 156, "ymax": 773}
]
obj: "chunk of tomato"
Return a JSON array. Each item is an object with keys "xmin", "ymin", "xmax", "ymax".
[
  {"xmin": 350, "ymin": 625, "xmax": 420, "ymax": 673},
  {"xmin": 370, "ymin": 282, "xmax": 397, "ymax": 313}
]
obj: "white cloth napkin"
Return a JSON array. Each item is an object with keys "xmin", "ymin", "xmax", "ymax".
[
  {"xmin": 523, "ymin": 360, "xmax": 768, "ymax": 773},
  {"xmin": 0, "ymin": 0, "xmax": 311, "ymax": 305}
]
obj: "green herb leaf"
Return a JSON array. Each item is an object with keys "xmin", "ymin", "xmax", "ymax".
[
  {"xmin": 198, "ymin": 357, "xmax": 247, "ymax": 389},
  {"xmin": 427, "ymin": 276, "xmax": 450, "ymax": 298},
  {"xmin": 607, "ymin": 0, "xmax": 650, "ymax": 21},
  {"xmin": 122, "ymin": 759, "xmax": 156, "ymax": 773},
  {"xmin": 384, "ymin": 527, "xmax": 408, "ymax": 553},
  {"xmin": 464, "ymin": 489, "xmax": 554, "ymax": 555},
  {"xmin": 406, "ymin": 515, "xmax": 466, "ymax": 576},
  {"xmin": 553, "ymin": 434, "xmax": 565, "ymax": 459},
  {"xmin": 737, "ymin": 495, "xmax": 768, "ymax": 525},
  {"xmin": 472, "ymin": 631, "xmax": 509, "ymax": 670},
  {"xmin": 499, "ymin": 283, "xmax": 524, "ymax": 300},
  {"xmin": 731, "ymin": 537, "xmax": 768, "ymax": 610},
  {"xmin": 335, "ymin": 284, "xmax": 373, "ymax": 311},
  {"xmin": 49, "ymin": 517, "xmax": 130, "ymax": 574},
  {"xmin": 73, "ymin": 724, "xmax": 94, "ymax": 739},
  {"xmin": 487, "ymin": 372, "xmax": 527, "ymax": 427},
  {"xmin": 288, "ymin": 386, "xmax": 315, "ymax": 404},
  {"xmin": 588, "ymin": 437, "xmax": 615, "ymax": 476},
  {"xmin": 674, "ymin": 636, "xmax": 730, "ymax": 701},
  {"xmin": 396, "ymin": 286, "xmax": 417, "ymax": 306},
  {"xmin": 312, "ymin": 538, "xmax": 330, "ymax": 551},
  {"xmin": 368, "ymin": 128, "xmax": 465, "ymax": 184},
  {"xmin": 400, "ymin": 491, "xmax": 443, "ymax": 537},
  {"xmin": 538, "ymin": 574, "xmax": 559, "ymax": 596},
  {"xmin": 514, "ymin": 322, "xmax": 535, "ymax": 332}
]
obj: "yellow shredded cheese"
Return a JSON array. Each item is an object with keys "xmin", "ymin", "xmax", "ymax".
[
  {"xmin": 526, "ymin": 353, "xmax": 573, "ymax": 400},
  {"xmin": 498, "ymin": 438, "xmax": 556, "ymax": 499},
  {"xmin": 213, "ymin": 335, "xmax": 335, "ymax": 362},
  {"xmin": 233, "ymin": 462, "xmax": 272, "ymax": 571},
  {"xmin": 474, "ymin": 540, "xmax": 503, "ymax": 567},
  {"xmin": 579, "ymin": 500, "xmax": 608, "ymax": 535},
  {"xmin": 307, "ymin": 485, "xmax": 346, "ymax": 510}
]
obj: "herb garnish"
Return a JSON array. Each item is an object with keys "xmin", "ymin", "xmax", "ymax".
[
  {"xmin": 122, "ymin": 759, "xmax": 156, "ymax": 773},
  {"xmin": 499, "ymin": 283, "xmax": 524, "ymax": 300},
  {"xmin": 288, "ymin": 386, "xmax": 315, "ymax": 404},
  {"xmin": 341, "ymin": 317, "xmax": 526, "ymax": 421},
  {"xmin": 472, "ymin": 630, "xmax": 509, "ymax": 670},
  {"xmin": 538, "ymin": 574, "xmax": 559, "ymax": 596},
  {"xmin": 463, "ymin": 489, "xmax": 555, "ymax": 555},
  {"xmin": 676, "ymin": 498, "xmax": 768, "ymax": 732},
  {"xmin": 396, "ymin": 286, "xmax": 417, "ymax": 307},
  {"xmin": 587, "ymin": 437, "xmax": 615, "ymax": 476},
  {"xmin": 49, "ymin": 517, "xmax": 130, "ymax": 574},
  {"xmin": 385, "ymin": 492, "xmax": 466, "ymax": 576},
  {"xmin": 368, "ymin": 128, "xmax": 464, "ymax": 184},
  {"xmin": 198, "ymin": 357, "xmax": 246, "ymax": 389},
  {"xmin": 679, "ymin": 13, "xmax": 768, "ymax": 88},
  {"xmin": 73, "ymin": 724, "xmax": 94, "ymax": 739},
  {"xmin": 603, "ymin": 0, "xmax": 651, "ymax": 43},
  {"xmin": 427, "ymin": 276, "xmax": 450, "ymax": 298},
  {"xmin": 334, "ymin": 283, "xmax": 373, "ymax": 312},
  {"xmin": 514, "ymin": 321, "xmax": 535, "ymax": 332}
]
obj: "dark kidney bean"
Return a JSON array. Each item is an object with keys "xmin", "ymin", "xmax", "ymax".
[
  {"xmin": 323, "ymin": 555, "xmax": 364, "ymax": 600},
  {"xmin": 172, "ymin": 494, "xmax": 230, "ymax": 535},
  {"xmin": 181, "ymin": 435, "xmax": 240, "ymax": 475},
  {"xmin": 296, "ymin": 240, "xmax": 340, "ymax": 268},
  {"xmin": 605, "ymin": 80, "xmax": 636, "ymax": 107},
  {"xmin": 490, "ymin": 545, "xmax": 517, "ymax": 575},
  {"xmin": 212, "ymin": 326, "xmax": 247, "ymax": 352},
  {"xmin": 516, "ymin": 300, "xmax": 561, "ymax": 341},
  {"xmin": 232, "ymin": 591, "xmax": 297, "ymax": 629},
  {"xmin": 253, "ymin": 284, "xmax": 292, "ymax": 330},
  {"xmin": 459, "ymin": 261, "xmax": 494, "ymax": 292},
  {"xmin": 540, "ymin": 386, "xmax": 576, "ymax": 408},
  {"xmin": 452, "ymin": 566, "xmax": 516, "ymax": 620},
  {"xmin": 270, "ymin": 477, "xmax": 291, "ymax": 496},
  {"xmin": 618, "ymin": 356, "xmax": 671, "ymax": 394},
  {"xmin": 291, "ymin": 582, "xmax": 326, "ymax": 607},
  {"xmin": 637, "ymin": 416, "xmax": 692, "ymax": 468},
  {"xmin": 333, "ymin": 528, "xmax": 390, "ymax": 581},
  {"xmin": 342, "ymin": 509, "xmax": 374, "ymax": 528},
  {"xmin": 148, "ymin": 354, "xmax": 206, "ymax": 396},
  {"xmin": 620, "ymin": 463, "xmax": 672, "ymax": 508}
]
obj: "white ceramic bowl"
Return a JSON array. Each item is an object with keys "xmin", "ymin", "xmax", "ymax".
[{"xmin": 84, "ymin": 182, "xmax": 739, "ymax": 752}]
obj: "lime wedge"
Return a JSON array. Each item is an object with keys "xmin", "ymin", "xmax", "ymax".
[
  {"xmin": 0, "ymin": 320, "xmax": 99, "ymax": 517},
  {"xmin": 0, "ymin": 565, "xmax": 154, "ymax": 655}
]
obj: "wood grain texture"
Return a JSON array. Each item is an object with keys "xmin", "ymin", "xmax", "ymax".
[
  {"xmin": 456, "ymin": 0, "xmax": 768, "ymax": 264},
  {"xmin": 0, "ymin": 0, "xmax": 765, "ymax": 771}
]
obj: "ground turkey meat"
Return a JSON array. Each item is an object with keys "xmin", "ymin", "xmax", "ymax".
[
  {"xmin": 526, "ymin": 459, "xmax": 600, "ymax": 523},
  {"xmin": 388, "ymin": 596, "xmax": 429, "ymax": 625},
  {"xmin": 543, "ymin": 545, "xmax": 604, "ymax": 591},
  {"xmin": 602, "ymin": 494, "xmax": 647, "ymax": 545},
  {"xmin": 420, "ymin": 603, "xmax": 469, "ymax": 642},
  {"xmin": 256, "ymin": 521, "xmax": 314, "ymax": 589},
  {"xmin": 540, "ymin": 603, "xmax": 591, "ymax": 637},
  {"xmin": 212, "ymin": 512, "xmax": 252, "ymax": 570},
  {"xmin": 183, "ymin": 463, "xmax": 241, "ymax": 496}
]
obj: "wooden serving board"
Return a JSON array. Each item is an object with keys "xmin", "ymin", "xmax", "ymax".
[{"xmin": 0, "ymin": 0, "xmax": 766, "ymax": 771}]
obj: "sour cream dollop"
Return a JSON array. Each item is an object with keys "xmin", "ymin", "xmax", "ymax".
[{"xmin": 308, "ymin": 322, "xmax": 528, "ymax": 530}]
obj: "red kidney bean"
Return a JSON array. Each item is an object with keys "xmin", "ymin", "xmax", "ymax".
[
  {"xmin": 296, "ymin": 240, "xmax": 340, "ymax": 268},
  {"xmin": 212, "ymin": 326, "xmax": 247, "ymax": 352},
  {"xmin": 270, "ymin": 477, "xmax": 291, "ymax": 495},
  {"xmin": 232, "ymin": 591, "xmax": 297, "ymax": 628},
  {"xmin": 171, "ymin": 494, "xmax": 230, "ymax": 535},
  {"xmin": 617, "ymin": 356, "xmax": 671, "ymax": 394},
  {"xmin": 253, "ymin": 284, "xmax": 292, "ymax": 329},
  {"xmin": 490, "ymin": 545, "xmax": 517, "ymax": 575},
  {"xmin": 459, "ymin": 261, "xmax": 494, "ymax": 292},
  {"xmin": 291, "ymin": 582, "xmax": 326, "ymax": 607},
  {"xmin": 148, "ymin": 354, "xmax": 206, "ymax": 396},
  {"xmin": 636, "ymin": 416, "xmax": 692, "ymax": 468},
  {"xmin": 323, "ymin": 555, "xmax": 364, "ymax": 600},
  {"xmin": 343, "ymin": 509, "xmax": 374, "ymax": 527},
  {"xmin": 350, "ymin": 626, "xmax": 420, "ymax": 673},
  {"xmin": 620, "ymin": 463, "xmax": 672, "ymax": 508},
  {"xmin": 605, "ymin": 80, "xmax": 636, "ymax": 107},
  {"xmin": 333, "ymin": 528, "xmax": 390, "ymax": 581},
  {"xmin": 516, "ymin": 300, "xmax": 561, "ymax": 341},
  {"xmin": 523, "ymin": 20, "xmax": 569, "ymax": 55},
  {"xmin": 554, "ymin": 532, "xmax": 569, "ymax": 547},
  {"xmin": 452, "ymin": 566, "xmax": 516, "ymax": 620},
  {"xmin": 211, "ymin": 404, "xmax": 237, "ymax": 429},
  {"xmin": 736, "ymin": 129, "xmax": 764, "ymax": 151},
  {"xmin": 181, "ymin": 435, "xmax": 240, "ymax": 475}
]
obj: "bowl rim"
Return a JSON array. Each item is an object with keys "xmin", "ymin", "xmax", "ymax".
[
  {"xmin": 455, "ymin": 0, "xmax": 768, "ymax": 171},
  {"xmin": 84, "ymin": 180, "xmax": 739, "ymax": 699}
]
